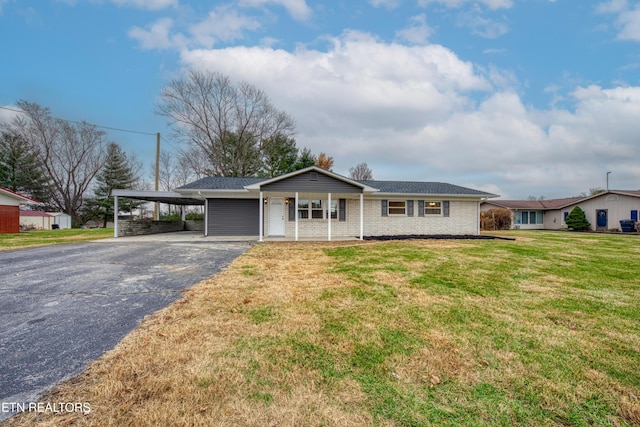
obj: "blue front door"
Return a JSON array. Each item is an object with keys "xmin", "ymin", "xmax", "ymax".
[{"xmin": 596, "ymin": 209, "xmax": 608, "ymax": 230}]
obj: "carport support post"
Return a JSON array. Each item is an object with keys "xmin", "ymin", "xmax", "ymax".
[
  {"xmin": 113, "ymin": 196, "xmax": 118, "ymax": 238},
  {"xmin": 258, "ymin": 191, "xmax": 264, "ymax": 242},
  {"xmin": 295, "ymin": 192, "xmax": 299, "ymax": 241},
  {"xmin": 360, "ymin": 193, "xmax": 364, "ymax": 240},
  {"xmin": 328, "ymin": 192, "xmax": 332, "ymax": 241}
]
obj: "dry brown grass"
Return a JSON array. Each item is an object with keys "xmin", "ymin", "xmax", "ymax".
[{"xmin": 4, "ymin": 242, "xmax": 379, "ymax": 426}]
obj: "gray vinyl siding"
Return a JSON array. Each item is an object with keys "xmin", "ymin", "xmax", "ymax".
[
  {"xmin": 207, "ymin": 198, "xmax": 259, "ymax": 236},
  {"xmin": 261, "ymin": 172, "xmax": 363, "ymax": 193}
]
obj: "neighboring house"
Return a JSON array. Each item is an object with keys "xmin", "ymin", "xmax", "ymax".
[
  {"xmin": 167, "ymin": 166, "xmax": 497, "ymax": 241},
  {"xmin": 481, "ymin": 190, "xmax": 640, "ymax": 231},
  {"xmin": 0, "ymin": 187, "xmax": 38, "ymax": 234},
  {"xmin": 20, "ymin": 210, "xmax": 53, "ymax": 230}
]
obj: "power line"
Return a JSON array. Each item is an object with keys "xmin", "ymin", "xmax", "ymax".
[{"xmin": 0, "ymin": 105, "xmax": 157, "ymax": 136}]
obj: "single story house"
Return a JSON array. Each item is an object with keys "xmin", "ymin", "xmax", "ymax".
[
  {"xmin": 112, "ymin": 166, "xmax": 497, "ymax": 241},
  {"xmin": 481, "ymin": 190, "xmax": 640, "ymax": 231},
  {"xmin": 0, "ymin": 187, "xmax": 38, "ymax": 234},
  {"xmin": 20, "ymin": 210, "xmax": 53, "ymax": 230}
]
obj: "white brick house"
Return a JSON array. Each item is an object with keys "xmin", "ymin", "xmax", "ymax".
[{"xmin": 166, "ymin": 166, "xmax": 497, "ymax": 240}]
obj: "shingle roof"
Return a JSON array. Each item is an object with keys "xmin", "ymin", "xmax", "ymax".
[
  {"xmin": 177, "ymin": 176, "xmax": 495, "ymax": 197},
  {"xmin": 489, "ymin": 197, "xmax": 586, "ymax": 210},
  {"xmin": 176, "ymin": 176, "xmax": 264, "ymax": 190},
  {"xmin": 359, "ymin": 180, "xmax": 495, "ymax": 196}
]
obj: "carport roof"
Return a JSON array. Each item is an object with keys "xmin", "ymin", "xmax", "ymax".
[{"xmin": 111, "ymin": 190, "xmax": 204, "ymax": 205}]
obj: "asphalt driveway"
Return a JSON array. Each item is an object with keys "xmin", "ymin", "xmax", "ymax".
[{"xmin": 0, "ymin": 237, "xmax": 252, "ymax": 421}]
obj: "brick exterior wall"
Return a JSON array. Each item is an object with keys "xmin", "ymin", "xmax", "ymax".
[
  {"xmin": 269, "ymin": 198, "xmax": 479, "ymax": 239},
  {"xmin": 0, "ymin": 205, "xmax": 20, "ymax": 234}
]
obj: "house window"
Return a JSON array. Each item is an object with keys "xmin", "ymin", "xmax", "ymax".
[
  {"xmin": 388, "ymin": 201, "xmax": 406, "ymax": 215},
  {"xmin": 311, "ymin": 200, "xmax": 323, "ymax": 219},
  {"xmin": 297, "ymin": 199, "xmax": 335, "ymax": 219},
  {"xmin": 298, "ymin": 199, "xmax": 309, "ymax": 219},
  {"xmin": 424, "ymin": 201, "xmax": 442, "ymax": 215},
  {"xmin": 516, "ymin": 211, "xmax": 544, "ymax": 225},
  {"xmin": 329, "ymin": 199, "xmax": 338, "ymax": 219}
]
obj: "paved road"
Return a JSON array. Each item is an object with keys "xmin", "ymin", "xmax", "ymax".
[{"xmin": 0, "ymin": 238, "xmax": 252, "ymax": 421}]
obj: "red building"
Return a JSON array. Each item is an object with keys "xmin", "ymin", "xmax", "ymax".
[{"xmin": 0, "ymin": 187, "xmax": 38, "ymax": 233}]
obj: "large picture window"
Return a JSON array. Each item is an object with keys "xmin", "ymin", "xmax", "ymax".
[
  {"xmin": 515, "ymin": 211, "xmax": 543, "ymax": 225},
  {"xmin": 297, "ymin": 199, "xmax": 340, "ymax": 220}
]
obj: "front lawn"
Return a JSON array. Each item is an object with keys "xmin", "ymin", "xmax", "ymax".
[
  {"xmin": 5, "ymin": 231, "xmax": 639, "ymax": 426},
  {"xmin": 0, "ymin": 228, "xmax": 113, "ymax": 250}
]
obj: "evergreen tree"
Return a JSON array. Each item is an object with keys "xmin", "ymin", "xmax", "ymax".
[
  {"xmin": 293, "ymin": 148, "xmax": 316, "ymax": 171},
  {"xmin": 259, "ymin": 133, "xmax": 299, "ymax": 178},
  {"xmin": 565, "ymin": 206, "xmax": 591, "ymax": 231},
  {"xmin": 0, "ymin": 131, "xmax": 52, "ymax": 205},
  {"xmin": 86, "ymin": 143, "xmax": 141, "ymax": 227}
]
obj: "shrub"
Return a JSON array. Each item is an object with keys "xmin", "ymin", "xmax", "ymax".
[
  {"xmin": 481, "ymin": 208, "xmax": 512, "ymax": 230},
  {"xmin": 565, "ymin": 206, "xmax": 591, "ymax": 231}
]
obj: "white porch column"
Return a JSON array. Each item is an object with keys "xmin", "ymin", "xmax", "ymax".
[
  {"xmin": 359, "ymin": 193, "xmax": 364, "ymax": 240},
  {"xmin": 259, "ymin": 191, "xmax": 264, "ymax": 242},
  {"xmin": 295, "ymin": 192, "xmax": 299, "ymax": 241},
  {"xmin": 327, "ymin": 193, "xmax": 332, "ymax": 241},
  {"xmin": 204, "ymin": 199, "xmax": 209, "ymax": 237},
  {"xmin": 113, "ymin": 196, "xmax": 118, "ymax": 238},
  {"xmin": 181, "ymin": 206, "xmax": 186, "ymax": 221}
]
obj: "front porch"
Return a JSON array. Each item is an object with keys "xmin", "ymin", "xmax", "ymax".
[{"xmin": 257, "ymin": 191, "xmax": 365, "ymax": 242}]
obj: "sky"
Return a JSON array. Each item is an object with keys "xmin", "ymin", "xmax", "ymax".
[{"xmin": 1, "ymin": 0, "xmax": 639, "ymax": 199}]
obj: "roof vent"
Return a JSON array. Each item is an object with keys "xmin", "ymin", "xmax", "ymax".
[{"xmin": 310, "ymin": 172, "xmax": 318, "ymax": 181}]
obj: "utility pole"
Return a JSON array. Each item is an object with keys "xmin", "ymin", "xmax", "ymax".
[{"xmin": 154, "ymin": 132, "xmax": 160, "ymax": 220}]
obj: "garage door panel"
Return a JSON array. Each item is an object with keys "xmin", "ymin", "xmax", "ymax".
[{"xmin": 208, "ymin": 199, "xmax": 259, "ymax": 236}]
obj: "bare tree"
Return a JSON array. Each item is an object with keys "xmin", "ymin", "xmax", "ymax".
[
  {"xmin": 349, "ymin": 162, "xmax": 373, "ymax": 180},
  {"xmin": 156, "ymin": 69, "xmax": 296, "ymax": 177},
  {"xmin": 7, "ymin": 101, "xmax": 107, "ymax": 222}
]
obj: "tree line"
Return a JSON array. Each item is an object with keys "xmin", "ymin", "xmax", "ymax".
[{"xmin": 1, "ymin": 70, "xmax": 373, "ymax": 227}]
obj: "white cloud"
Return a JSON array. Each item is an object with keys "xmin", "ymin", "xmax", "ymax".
[
  {"xmin": 238, "ymin": 0, "xmax": 312, "ymax": 21},
  {"xmin": 370, "ymin": 0, "xmax": 402, "ymax": 9},
  {"xmin": 129, "ymin": 18, "xmax": 186, "ymax": 49},
  {"xmin": 176, "ymin": 32, "xmax": 640, "ymax": 198},
  {"xmin": 396, "ymin": 14, "xmax": 433, "ymax": 44},
  {"xmin": 418, "ymin": 0, "xmax": 512, "ymax": 10},
  {"xmin": 597, "ymin": 0, "xmax": 640, "ymax": 41},
  {"xmin": 189, "ymin": 6, "xmax": 261, "ymax": 47},
  {"xmin": 457, "ymin": 10, "xmax": 509, "ymax": 38},
  {"xmin": 0, "ymin": 105, "xmax": 20, "ymax": 125},
  {"xmin": 110, "ymin": 0, "xmax": 178, "ymax": 10}
]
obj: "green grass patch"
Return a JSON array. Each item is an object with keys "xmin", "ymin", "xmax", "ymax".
[{"xmin": 0, "ymin": 228, "xmax": 113, "ymax": 249}]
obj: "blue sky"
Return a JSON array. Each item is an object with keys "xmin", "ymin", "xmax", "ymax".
[{"xmin": 1, "ymin": 0, "xmax": 639, "ymax": 199}]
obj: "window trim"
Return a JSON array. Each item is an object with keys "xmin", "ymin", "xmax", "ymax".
[
  {"xmin": 424, "ymin": 200, "xmax": 443, "ymax": 216},
  {"xmin": 388, "ymin": 200, "xmax": 407, "ymax": 216}
]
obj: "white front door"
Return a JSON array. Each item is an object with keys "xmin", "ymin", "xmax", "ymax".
[{"xmin": 269, "ymin": 198, "xmax": 285, "ymax": 236}]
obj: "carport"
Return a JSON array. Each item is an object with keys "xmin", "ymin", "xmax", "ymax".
[{"xmin": 111, "ymin": 190, "xmax": 205, "ymax": 238}]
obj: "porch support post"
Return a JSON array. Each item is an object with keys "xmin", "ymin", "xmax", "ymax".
[
  {"xmin": 295, "ymin": 192, "xmax": 299, "ymax": 241},
  {"xmin": 259, "ymin": 191, "xmax": 264, "ymax": 242},
  {"xmin": 327, "ymin": 192, "xmax": 332, "ymax": 241},
  {"xmin": 181, "ymin": 206, "xmax": 186, "ymax": 221},
  {"xmin": 204, "ymin": 199, "xmax": 208, "ymax": 237},
  {"xmin": 359, "ymin": 193, "xmax": 364, "ymax": 240},
  {"xmin": 113, "ymin": 196, "xmax": 118, "ymax": 238}
]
